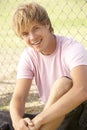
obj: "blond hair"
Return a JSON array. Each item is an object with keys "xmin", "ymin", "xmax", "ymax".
[{"xmin": 12, "ymin": 2, "xmax": 54, "ymax": 37}]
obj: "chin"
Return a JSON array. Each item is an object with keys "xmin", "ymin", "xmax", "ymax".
[{"xmin": 34, "ymin": 48, "xmax": 41, "ymax": 52}]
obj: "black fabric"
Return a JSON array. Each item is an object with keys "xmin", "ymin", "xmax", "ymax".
[
  {"xmin": 23, "ymin": 113, "xmax": 37, "ymax": 119},
  {"xmin": 0, "ymin": 111, "xmax": 13, "ymax": 130},
  {"xmin": 79, "ymin": 101, "xmax": 87, "ymax": 129},
  {"xmin": 0, "ymin": 122, "xmax": 13, "ymax": 130},
  {"xmin": 0, "ymin": 112, "xmax": 37, "ymax": 130},
  {"xmin": 59, "ymin": 101, "xmax": 87, "ymax": 130},
  {"xmin": 58, "ymin": 103, "xmax": 83, "ymax": 130},
  {"xmin": 0, "ymin": 101, "xmax": 87, "ymax": 130}
]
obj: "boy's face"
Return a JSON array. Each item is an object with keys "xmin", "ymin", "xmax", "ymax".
[{"xmin": 21, "ymin": 22, "xmax": 52, "ymax": 54}]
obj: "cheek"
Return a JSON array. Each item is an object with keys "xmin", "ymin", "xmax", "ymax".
[
  {"xmin": 25, "ymin": 39, "xmax": 29, "ymax": 44},
  {"xmin": 24, "ymin": 39, "xmax": 33, "ymax": 48},
  {"xmin": 24, "ymin": 37, "xmax": 30, "ymax": 44},
  {"xmin": 23, "ymin": 39, "xmax": 30, "ymax": 47}
]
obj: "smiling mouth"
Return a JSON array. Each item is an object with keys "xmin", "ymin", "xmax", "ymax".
[{"xmin": 31, "ymin": 39, "xmax": 42, "ymax": 46}]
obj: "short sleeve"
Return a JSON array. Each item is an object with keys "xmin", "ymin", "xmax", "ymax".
[
  {"xmin": 17, "ymin": 48, "xmax": 34, "ymax": 79},
  {"xmin": 64, "ymin": 41, "xmax": 87, "ymax": 70}
]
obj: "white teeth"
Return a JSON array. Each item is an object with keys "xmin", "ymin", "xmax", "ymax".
[{"xmin": 31, "ymin": 39, "xmax": 41, "ymax": 45}]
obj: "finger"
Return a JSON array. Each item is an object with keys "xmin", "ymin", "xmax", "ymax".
[
  {"xmin": 18, "ymin": 120, "xmax": 29, "ymax": 130},
  {"xmin": 24, "ymin": 118, "xmax": 34, "ymax": 127}
]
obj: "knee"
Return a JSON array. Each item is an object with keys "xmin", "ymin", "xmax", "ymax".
[
  {"xmin": 52, "ymin": 76, "xmax": 73, "ymax": 94},
  {"xmin": 59, "ymin": 76, "xmax": 72, "ymax": 90},
  {"xmin": 60, "ymin": 76, "xmax": 73, "ymax": 89}
]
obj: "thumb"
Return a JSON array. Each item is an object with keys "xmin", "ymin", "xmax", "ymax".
[{"xmin": 24, "ymin": 118, "xmax": 34, "ymax": 127}]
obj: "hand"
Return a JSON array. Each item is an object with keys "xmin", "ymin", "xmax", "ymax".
[
  {"xmin": 16, "ymin": 118, "xmax": 34, "ymax": 130},
  {"xmin": 30, "ymin": 114, "xmax": 42, "ymax": 130}
]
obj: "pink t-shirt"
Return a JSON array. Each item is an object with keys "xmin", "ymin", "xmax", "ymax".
[{"xmin": 17, "ymin": 35, "xmax": 87, "ymax": 103}]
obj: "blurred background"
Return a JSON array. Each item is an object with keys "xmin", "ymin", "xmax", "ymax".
[{"xmin": 0, "ymin": 0, "xmax": 87, "ymax": 113}]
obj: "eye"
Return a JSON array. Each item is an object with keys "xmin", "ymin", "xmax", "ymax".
[
  {"xmin": 34, "ymin": 26, "xmax": 40, "ymax": 31},
  {"xmin": 22, "ymin": 32, "xmax": 29, "ymax": 37}
]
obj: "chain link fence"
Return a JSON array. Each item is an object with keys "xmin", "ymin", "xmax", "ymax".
[{"xmin": 0, "ymin": 0, "xmax": 87, "ymax": 112}]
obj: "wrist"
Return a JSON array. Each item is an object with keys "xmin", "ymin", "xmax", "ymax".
[
  {"xmin": 32, "ymin": 113, "xmax": 43, "ymax": 129},
  {"xmin": 12, "ymin": 117, "xmax": 22, "ymax": 129}
]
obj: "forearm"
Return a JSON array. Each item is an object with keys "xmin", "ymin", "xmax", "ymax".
[
  {"xmin": 37, "ymin": 86, "xmax": 87, "ymax": 125},
  {"xmin": 38, "ymin": 66, "xmax": 87, "ymax": 129},
  {"xmin": 31, "ymin": 77, "xmax": 72, "ymax": 130},
  {"xmin": 10, "ymin": 97, "xmax": 25, "ymax": 128},
  {"xmin": 44, "ymin": 86, "xmax": 71, "ymax": 110},
  {"xmin": 44, "ymin": 77, "xmax": 72, "ymax": 110}
]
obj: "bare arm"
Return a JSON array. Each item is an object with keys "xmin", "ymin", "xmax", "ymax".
[
  {"xmin": 10, "ymin": 78, "xmax": 32, "ymax": 130},
  {"xmin": 30, "ymin": 77, "xmax": 72, "ymax": 130},
  {"xmin": 44, "ymin": 77, "xmax": 72, "ymax": 110},
  {"xmin": 32, "ymin": 65, "xmax": 87, "ymax": 129}
]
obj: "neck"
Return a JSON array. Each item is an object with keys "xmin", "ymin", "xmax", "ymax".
[{"xmin": 41, "ymin": 34, "xmax": 56, "ymax": 55}]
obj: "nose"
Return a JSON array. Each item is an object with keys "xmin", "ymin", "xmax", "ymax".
[
  {"xmin": 25, "ymin": 32, "xmax": 37, "ymax": 45},
  {"xmin": 29, "ymin": 32, "xmax": 36, "ymax": 41}
]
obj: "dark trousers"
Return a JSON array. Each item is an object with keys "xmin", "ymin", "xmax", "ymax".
[
  {"xmin": 59, "ymin": 101, "xmax": 87, "ymax": 130},
  {"xmin": 0, "ymin": 101, "xmax": 87, "ymax": 130}
]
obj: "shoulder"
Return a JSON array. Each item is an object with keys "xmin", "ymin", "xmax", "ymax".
[
  {"xmin": 57, "ymin": 35, "xmax": 78, "ymax": 47},
  {"xmin": 21, "ymin": 47, "xmax": 39, "ymax": 60},
  {"xmin": 22, "ymin": 47, "xmax": 36, "ymax": 56},
  {"xmin": 56, "ymin": 35, "xmax": 87, "ymax": 69},
  {"xmin": 56, "ymin": 35, "xmax": 85, "ymax": 52}
]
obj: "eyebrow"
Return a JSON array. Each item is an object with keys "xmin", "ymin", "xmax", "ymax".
[
  {"xmin": 22, "ymin": 31, "xmax": 29, "ymax": 36},
  {"xmin": 21, "ymin": 24, "xmax": 40, "ymax": 35}
]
